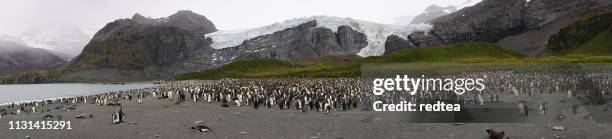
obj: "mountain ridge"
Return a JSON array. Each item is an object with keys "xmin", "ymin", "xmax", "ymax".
[{"xmin": 387, "ymin": 0, "xmax": 612, "ymax": 55}]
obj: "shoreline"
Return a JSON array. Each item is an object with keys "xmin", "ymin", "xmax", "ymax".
[
  {"xmin": 0, "ymin": 82, "xmax": 163, "ymax": 106},
  {"xmin": 1, "ymin": 91, "xmax": 610, "ymax": 138}
]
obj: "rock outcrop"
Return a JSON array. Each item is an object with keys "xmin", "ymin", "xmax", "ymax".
[
  {"xmin": 408, "ymin": 32, "xmax": 442, "ymax": 47},
  {"xmin": 383, "ymin": 35, "xmax": 412, "ymax": 55}
]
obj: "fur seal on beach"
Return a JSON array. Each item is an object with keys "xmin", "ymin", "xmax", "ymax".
[
  {"xmin": 42, "ymin": 114, "xmax": 54, "ymax": 120},
  {"xmin": 485, "ymin": 128, "xmax": 505, "ymax": 139},
  {"xmin": 157, "ymin": 96, "xmax": 168, "ymax": 100},
  {"xmin": 191, "ymin": 121, "xmax": 211, "ymax": 132},
  {"xmin": 106, "ymin": 103, "xmax": 121, "ymax": 107},
  {"xmin": 59, "ymin": 106, "xmax": 76, "ymax": 112},
  {"xmin": 76, "ymin": 113, "xmax": 94, "ymax": 118}
]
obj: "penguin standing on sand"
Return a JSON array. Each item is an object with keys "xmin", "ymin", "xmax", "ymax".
[
  {"xmin": 137, "ymin": 94, "xmax": 143, "ymax": 104},
  {"xmin": 192, "ymin": 92, "xmax": 198, "ymax": 102},
  {"xmin": 112, "ymin": 106, "xmax": 125, "ymax": 124}
]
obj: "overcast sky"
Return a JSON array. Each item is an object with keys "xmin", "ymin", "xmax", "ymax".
[{"xmin": 0, "ymin": 0, "xmax": 472, "ymax": 35}]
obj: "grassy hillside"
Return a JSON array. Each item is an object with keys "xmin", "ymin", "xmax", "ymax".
[
  {"xmin": 176, "ymin": 59, "xmax": 302, "ymax": 79},
  {"xmin": 177, "ymin": 42, "xmax": 532, "ymax": 79},
  {"xmin": 364, "ymin": 42, "xmax": 525, "ymax": 63},
  {"xmin": 566, "ymin": 29, "xmax": 612, "ymax": 56}
]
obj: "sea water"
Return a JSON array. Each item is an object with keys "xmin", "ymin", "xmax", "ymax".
[{"xmin": 0, "ymin": 83, "xmax": 158, "ymax": 104}]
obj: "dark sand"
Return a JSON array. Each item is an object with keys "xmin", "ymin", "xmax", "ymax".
[{"xmin": 1, "ymin": 93, "xmax": 612, "ymax": 139}]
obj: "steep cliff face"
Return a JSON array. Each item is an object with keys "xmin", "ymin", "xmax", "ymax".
[
  {"xmin": 429, "ymin": 0, "xmax": 529, "ymax": 43},
  {"xmin": 525, "ymin": 0, "xmax": 603, "ymax": 28},
  {"xmin": 63, "ymin": 10, "xmax": 217, "ymax": 81},
  {"xmin": 214, "ymin": 20, "xmax": 368, "ymax": 63}
]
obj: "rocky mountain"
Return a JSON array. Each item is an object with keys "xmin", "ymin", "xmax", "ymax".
[
  {"xmin": 60, "ymin": 10, "xmax": 217, "ymax": 81},
  {"xmin": 18, "ymin": 26, "xmax": 94, "ymax": 60},
  {"xmin": 391, "ymin": 0, "xmax": 612, "ymax": 55},
  {"xmin": 0, "ymin": 35, "xmax": 66, "ymax": 74},
  {"xmin": 207, "ymin": 16, "xmax": 431, "ymax": 57},
  {"xmin": 410, "ymin": 5, "xmax": 457, "ymax": 24},
  {"xmin": 214, "ymin": 20, "xmax": 368, "ymax": 63}
]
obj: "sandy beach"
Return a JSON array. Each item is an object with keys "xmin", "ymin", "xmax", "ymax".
[{"xmin": 2, "ymin": 93, "xmax": 612, "ymax": 139}]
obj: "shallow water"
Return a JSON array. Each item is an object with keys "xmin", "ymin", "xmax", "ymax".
[{"xmin": 0, "ymin": 83, "xmax": 158, "ymax": 104}]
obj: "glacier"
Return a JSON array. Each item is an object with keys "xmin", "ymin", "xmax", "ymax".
[{"xmin": 206, "ymin": 15, "xmax": 433, "ymax": 57}]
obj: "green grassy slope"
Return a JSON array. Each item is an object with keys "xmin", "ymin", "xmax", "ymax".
[
  {"xmin": 566, "ymin": 29, "xmax": 612, "ymax": 56},
  {"xmin": 544, "ymin": 8, "xmax": 612, "ymax": 55},
  {"xmin": 175, "ymin": 59, "xmax": 303, "ymax": 79},
  {"xmin": 364, "ymin": 42, "xmax": 525, "ymax": 63}
]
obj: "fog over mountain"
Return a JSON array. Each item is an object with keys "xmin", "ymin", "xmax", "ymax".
[
  {"xmin": 18, "ymin": 26, "xmax": 94, "ymax": 60},
  {"xmin": 0, "ymin": 35, "xmax": 66, "ymax": 74}
]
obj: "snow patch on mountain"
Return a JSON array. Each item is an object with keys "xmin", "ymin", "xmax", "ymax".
[{"xmin": 206, "ymin": 16, "xmax": 432, "ymax": 57}]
